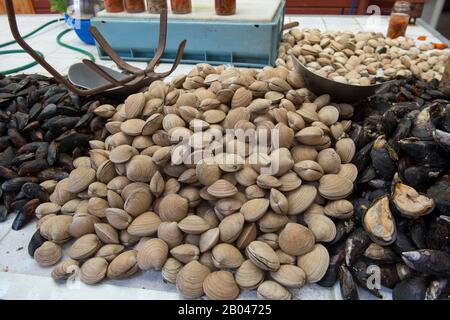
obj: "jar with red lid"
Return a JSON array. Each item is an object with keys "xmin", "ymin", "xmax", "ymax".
[
  {"xmin": 124, "ymin": 0, "xmax": 146, "ymax": 13},
  {"xmin": 387, "ymin": 1, "xmax": 411, "ymax": 39},
  {"xmin": 215, "ymin": 0, "xmax": 236, "ymax": 16},
  {"xmin": 170, "ymin": 0, "xmax": 192, "ymax": 14},
  {"xmin": 147, "ymin": 0, "xmax": 167, "ymax": 13},
  {"xmin": 104, "ymin": 0, "xmax": 124, "ymax": 12}
]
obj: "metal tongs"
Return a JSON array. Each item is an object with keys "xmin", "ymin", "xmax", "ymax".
[{"xmin": 5, "ymin": 0, "xmax": 186, "ymax": 96}]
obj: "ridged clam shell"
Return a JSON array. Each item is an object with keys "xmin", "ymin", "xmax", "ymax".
[
  {"xmin": 257, "ymin": 281, "xmax": 292, "ymax": 300},
  {"xmin": 297, "ymin": 244, "xmax": 329, "ymax": 283},
  {"xmin": 214, "ymin": 198, "xmax": 242, "ymax": 216},
  {"xmin": 196, "ymin": 161, "xmax": 221, "ymax": 186},
  {"xmin": 107, "ymin": 250, "xmax": 139, "ymax": 279},
  {"xmin": 80, "ymin": 257, "xmax": 108, "ymax": 284},
  {"xmin": 121, "ymin": 119, "xmax": 145, "ymax": 136},
  {"xmin": 258, "ymin": 212, "xmax": 289, "ymax": 233},
  {"xmin": 303, "ymin": 213, "xmax": 336, "ymax": 242},
  {"xmin": 51, "ymin": 258, "xmax": 80, "ymax": 280},
  {"xmin": 124, "ymin": 188, "xmax": 152, "ymax": 217},
  {"xmin": 324, "ymin": 200, "xmax": 354, "ymax": 219},
  {"xmin": 170, "ymin": 244, "xmax": 200, "ymax": 264},
  {"xmin": 176, "ymin": 261, "xmax": 210, "ymax": 298},
  {"xmin": 162, "ymin": 257, "xmax": 184, "ymax": 284},
  {"xmin": 318, "ymin": 174, "xmax": 353, "ymax": 200},
  {"xmin": 318, "ymin": 106, "xmax": 339, "ymax": 126},
  {"xmin": 68, "ymin": 234, "xmax": 102, "ymax": 260},
  {"xmin": 246, "ymin": 240, "xmax": 280, "ymax": 271},
  {"xmin": 278, "ymin": 223, "xmax": 315, "ymax": 256},
  {"xmin": 256, "ymin": 175, "xmax": 282, "ymax": 189},
  {"xmin": 69, "ymin": 213, "xmax": 99, "ymax": 238},
  {"xmin": 241, "ymin": 199, "xmax": 270, "ymax": 222},
  {"xmin": 236, "ymin": 223, "xmax": 257, "ymax": 250},
  {"xmin": 124, "ymin": 92, "xmax": 145, "ymax": 119},
  {"xmin": 278, "ymin": 171, "xmax": 302, "ymax": 192},
  {"xmin": 212, "ymin": 243, "xmax": 244, "ymax": 269},
  {"xmin": 105, "ymin": 208, "xmax": 132, "ymax": 230},
  {"xmin": 231, "ymin": 87, "xmax": 253, "ymax": 108},
  {"xmin": 66, "ymin": 167, "xmax": 96, "ymax": 194},
  {"xmin": 199, "ymin": 227, "xmax": 220, "ymax": 253},
  {"xmin": 34, "ymin": 241, "xmax": 62, "ymax": 267},
  {"xmin": 137, "ymin": 238, "xmax": 169, "ymax": 270},
  {"xmin": 142, "ymin": 113, "xmax": 163, "ymax": 136},
  {"xmin": 337, "ymin": 163, "xmax": 358, "ymax": 182},
  {"xmin": 270, "ymin": 264, "xmax": 306, "ymax": 288},
  {"xmin": 295, "ymin": 127, "xmax": 323, "ymax": 145},
  {"xmin": 235, "ymin": 259, "xmax": 264, "ymax": 290},
  {"xmin": 317, "ymin": 148, "xmax": 341, "ymax": 174},
  {"xmin": 87, "ymin": 197, "xmax": 109, "ymax": 218},
  {"xmin": 203, "ymin": 271, "xmax": 239, "ymax": 300},
  {"xmin": 125, "ymin": 155, "xmax": 157, "ymax": 183},
  {"xmin": 235, "ymin": 166, "xmax": 258, "ymax": 187},
  {"xmin": 109, "ymin": 145, "xmax": 139, "ymax": 164},
  {"xmin": 335, "ymin": 138, "xmax": 356, "ymax": 163},
  {"xmin": 270, "ymin": 188, "xmax": 289, "ymax": 215},
  {"xmin": 94, "ymin": 223, "xmax": 119, "ymax": 244},
  {"xmin": 178, "ymin": 215, "xmax": 211, "ymax": 235},
  {"xmin": 159, "ymin": 194, "xmax": 188, "ymax": 222},
  {"xmin": 88, "ymin": 182, "xmax": 108, "ymax": 198},
  {"xmin": 40, "ymin": 215, "xmax": 73, "ymax": 244},
  {"xmin": 127, "ymin": 211, "xmax": 161, "ymax": 237},
  {"xmin": 219, "ymin": 213, "xmax": 245, "ymax": 243},
  {"xmin": 207, "ymin": 179, "xmax": 238, "ymax": 198},
  {"xmin": 293, "ymin": 160, "xmax": 323, "ymax": 181},
  {"xmin": 35, "ymin": 202, "xmax": 61, "ymax": 219},
  {"xmin": 96, "ymin": 160, "xmax": 117, "ymax": 184},
  {"xmin": 287, "ymin": 185, "xmax": 317, "ymax": 215},
  {"xmin": 95, "ymin": 244, "xmax": 125, "ymax": 262}
]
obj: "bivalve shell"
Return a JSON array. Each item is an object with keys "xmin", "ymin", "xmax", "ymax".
[
  {"xmin": 94, "ymin": 223, "xmax": 119, "ymax": 244},
  {"xmin": 207, "ymin": 179, "xmax": 238, "ymax": 198},
  {"xmin": 335, "ymin": 138, "xmax": 356, "ymax": 163},
  {"xmin": 218, "ymin": 213, "xmax": 245, "ymax": 243},
  {"xmin": 246, "ymin": 241, "xmax": 280, "ymax": 271},
  {"xmin": 297, "ymin": 244, "xmax": 329, "ymax": 283},
  {"xmin": 159, "ymin": 194, "xmax": 189, "ymax": 222},
  {"xmin": 107, "ymin": 250, "xmax": 139, "ymax": 279},
  {"xmin": 212, "ymin": 243, "xmax": 244, "ymax": 269},
  {"xmin": 241, "ymin": 199, "xmax": 270, "ymax": 222},
  {"xmin": 235, "ymin": 259, "xmax": 264, "ymax": 290},
  {"xmin": 170, "ymin": 244, "xmax": 200, "ymax": 264},
  {"xmin": 324, "ymin": 200, "xmax": 354, "ymax": 219},
  {"xmin": 293, "ymin": 160, "xmax": 323, "ymax": 181},
  {"xmin": 303, "ymin": 214, "xmax": 336, "ymax": 242},
  {"xmin": 95, "ymin": 244, "xmax": 125, "ymax": 262},
  {"xmin": 66, "ymin": 168, "xmax": 96, "ymax": 193},
  {"xmin": 257, "ymin": 281, "xmax": 292, "ymax": 300},
  {"xmin": 176, "ymin": 261, "xmax": 210, "ymax": 298},
  {"xmin": 34, "ymin": 241, "xmax": 62, "ymax": 267},
  {"xmin": 278, "ymin": 223, "xmax": 315, "ymax": 256},
  {"xmin": 137, "ymin": 238, "xmax": 169, "ymax": 270},
  {"xmin": 68, "ymin": 234, "xmax": 102, "ymax": 260},
  {"xmin": 203, "ymin": 271, "xmax": 239, "ymax": 300},
  {"xmin": 40, "ymin": 215, "xmax": 73, "ymax": 244},
  {"xmin": 318, "ymin": 174, "xmax": 353, "ymax": 200},
  {"xmin": 127, "ymin": 212, "xmax": 161, "ymax": 237},
  {"xmin": 270, "ymin": 265, "xmax": 306, "ymax": 288},
  {"xmin": 178, "ymin": 215, "xmax": 211, "ymax": 234},
  {"xmin": 51, "ymin": 259, "xmax": 80, "ymax": 280},
  {"xmin": 80, "ymin": 257, "xmax": 108, "ymax": 284},
  {"xmin": 287, "ymin": 185, "xmax": 317, "ymax": 215}
]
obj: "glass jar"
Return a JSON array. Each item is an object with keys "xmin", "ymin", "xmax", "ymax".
[
  {"xmin": 124, "ymin": 0, "xmax": 146, "ymax": 13},
  {"xmin": 104, "ymin": 0, "xmax": 124, "ymax": 13},
  {"xmin": 171, "ymin": 0, "xmax": 192, "ymax": 14},
  {"xmin": 387, "ymin": 1, "xmax": 411, "ymax": 39},
  {"xmin": 147, "ymin": 0, "xmax": 167, "ymax": 13},
  {"xmin": 215, "ymin": 0, "xmax": 236, "ymax": 16}
]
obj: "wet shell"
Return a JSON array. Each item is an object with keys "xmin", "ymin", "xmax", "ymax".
[
  {"xmin": 170, "ymin": 244, "xmax": 200, "ymax": 264},
  {"xmin": 335, "ymin": 138, "xmax": 356, "ymax": 163},
  {"xmin": 219, "ymin": 213, "xmax": 245, "ymax": 243},
  {"xmin": 297, "ymin": 244, "xmax": 330, "ymax": 283},
  {"xmin": 212, "ymin": 243, "xmax": 244, "ymax": 269},
  {"xmin": 68, "ymin": 234, "xmax": 102, "ymax": 260},
  {"xmin": 318, "ymin": 174, "xmax": 353, "ymax": 200},
  {"xmin": 363, "ymin": 196, "xmax": 397, "ymax": 245},
  {"xmin": 176, "ymin": 260, "xmax": 210, "ymax": 298},
  {"xmin": 127, "ymin": 212, "xmax": 161, "ymax": 237},
  {"xmin": 40, "ymin": 215, "xmax": 72, "ymax": 244},
  {"xmin": 270, "ymin": 264, "xmax": 306, "ymax": 288},
  {"xmin": 278, "ymin": 223, "xmax": 315, "ymax": 256},
  {"xmin": 158, "ymin": 222, "xmax": 183, "ymax": 249},
  {"xmin": 303, "ymin": 213, "xmax": 336, "ymax": 242},
  {"xmin": 235, "ymin": 259, "xmax": 265, "ymax": 290},
  {"xmin": 203, "ymin": 271, "xmax": 239, "ymax": 300},
  {"xmin": 95, "ymin": 244, "xmax": 125, "ymax": 262},
  {"xmin": 241, "ymin": 199, "xmax": 270, "ymax": 222},
  {"xmin": 324, "ymin": 200, "xmax": 354, "ymax": 219},
  {"xmin": 51, "ymin": 259, "xmax": 80, "ymax": 280},
  {"xmin": 137, "ymin": 238, "xmax": 169, "ymax": 270},
  {"xmin": 246, "ymin": 240, "xmax": 280, "ymax": 271},
  {"xmin": 94, "ymin": 223, "xmax": 119, "ymax": 244},
  {"xmin": 159, "ymin": 194, "xmax": 189, "ymax": 222},
  {"xmin": 178, "ymin": 215, "xmax": 211, "ymax": 234},
  {"xmin": 162, "ymin": 257, "xmax": 184, "ymax": 284},
  {"xmin": 287, "ymin": 185, "xmax": 317, "ymax": 215},
  {"xmin": 257, "ymin": 281, "xmax": 292, "ymax": 300},
  {"xmin": 34, "ymin": 241, "xmax": 62, "ymax": 267},
  {"xmin": 80, "ymin": 257, "xmax": 108, "ymax": 284},
  {"xmin": 207, "ymin": 179, "xmax": 238, "ymax": 198},
  {"xmin": 107, "ymin": 250, "xmax": 139, "ymax": 279},
  {"xmin": 109, "ymin": 145, "xmax": 139, "ymax": 164}
]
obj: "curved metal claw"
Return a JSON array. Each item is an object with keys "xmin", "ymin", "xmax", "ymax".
[
  {"xmin": 144, "ymin": 9, "xmax": 169, "ymax": 74},
  {"xmin": 147, "ymin": 40, "xmax": 187, "ymax": 79}
]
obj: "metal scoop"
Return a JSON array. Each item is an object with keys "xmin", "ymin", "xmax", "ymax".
[{"xmin": 292, "ymin": 55, "xmax": 393, "ymax": 103}]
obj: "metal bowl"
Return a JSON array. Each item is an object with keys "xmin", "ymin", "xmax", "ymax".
[{"xmin": 291, "ymin": 55, "xmax": 393, "ymax": 103}]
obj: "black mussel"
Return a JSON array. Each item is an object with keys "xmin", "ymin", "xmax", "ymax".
[
  {"xmin": 0, "ymin": 136, "xmax": 10, "ymax": 152},
  {"xmin": 392, "ymin": 230, "xmax": 417, "ymax": 255},
  {"xmin": 350, "ymin": 124, "xmax": 371, "ymax": 150},
  {"xmin": 35, "ymin": 143, "xmax": 49, "ymax": 160},
  {"xmin": 370, "ymin": 136, "xmax": 398, "ymax": 181},
  {"xmin": 1, "ymin": 177, "xmax": 38, "ymax": 192},
  {"xmin": 402, "ymin": 250, "xmax": 450, "ymax": 278},
  {"xmin": 318, "ymin": 244, "xmax": 345, "ymax": 287},
  {"xmin": 391, "ymin": 182, "xmax": 435, "ymax": 219},
  {"xmin": 425, "ymin": 278, "xmax": 449, "ymax": 300},
  {"xmin": 433, "ymin": 129, "xmax": 450, "ymax": 154},
  {"xmin": 379, "ymin": 264, "xmax": 401, "ymax": 289},
  {"xmin": 411, "ymin": 107, "xmax": 435, "ymax": 140},
  {"xmin": 8, "ymin": 128, "xmax": 27, "ymax": 148},
  {"xmin": 353, "ymin": 141, "xmax": 374, "ymax": 174},
  {"xmin": 42, "ymin": 116, "xmax": 80, "ymax": 136},
  {"xmin": 28, "ymin": 102, "xmax": 42, "ymax": 120},
  {"xmin": 328, "ymin": 220, "xmax": 355, "ymax": 246},
  {"xmin": 17, "ymin": 142, "xmax": 46, "ymax": 154},
  {"xmin": 368, "ymin": 179, "xmax": 389, "ymax": 190},
  {"xmin": 44, "ymin": 91, "xmax": 66, "ymax": 105},
  {"xmin": 350, "ymin": 260, "xmax": 383, "ymax": 299},
  {"xmin": 37, "ymin": 168, "xmax": 68, "ymax": 181},
  {"xmin": 358, "ymin": 166, "xmax": 377, "ymax": 184},
  {"xmin": 75, "ymin": 112, "xmax": 94, "ymax": 128},
  {"xmin": 11, "ymin": 153, "xmax": 35, "ymax": 167},
  {"xmin": 399, "ymin": 138, "xmax": 447, "ymax": 167},
  {"xmin": 0, "ymin": 205, "xmax": 8, "ymax": 222},
  {"xmin": 14, "ymin": 112, "xmax": 29, "ymax": 131},
  {"xmin": 37, "ymin": 103, "xmax": 57, "ymax": 121},
  {"xmin": 47, "ymin": 141, "xmax": 58, "ymax": 166},
  {"xmin": 408, "ymin": 219, "xmax": 427, "ymax": 249},
  {"xmin": 362, "ymin": 196, "xmax": 397, "ymax": 246},
  {"xmin": 345, "ymin": 227, "xmax": 371, "ymax": 266},
  {"xmin": 364, "ymin": 243, "xmax": 399, "ymax": 263},
  {"xmin": 58, "ymin": 131, "xmax": 90, "ymax": 154},
  {"xmin": 380, "ymin": 109, "xmax": 398, "ymax": 137},
  {"xmin": 388, "ymin": 112, "xmax": 415, "ymax": 152},
  {"xmin": 18, "ymin": 159, "xmax": 49, "ymax": 176},
  {"xmin": 58, "ymin": 153, "xmax": 75, "ymax": 172},
  {"xmin": 353, "ymin": 197, "xmax": 371, "ymax": 224},
  {"xmin": 402, "ymin": 166, "xmax": 443, "ymax": 190},
  {"xmin": 21, "ymin": 182, "xmax": 49, "ymax": 202},
  {"xmin": 425, "ymin": 216, "xmax": 450, "ymax": 253},
  {"xmin": 0, "ymin": 146, "xmax": 16, "ymax": 167},
  {"xmin": 0, "ymin": 165, "xmax": 18, "ymax": 179},
  {"xmin": 396, "ymin": 262, "xmax": 415, "ymax": 281},
  {"xmin": 443, "ymin": 106, "xmax": 450, "ymax": 132},
  {"xmin": 427, "ymin": 176, "xmax": 450, "ymax": 214},
  {"xmin": 393, "ymin": 276, "xmax": 427, "ymax": 300},
  {"xmin": 10, "ymin": 199, "xmax": 29, "ymax": 211},
  {"xmin": 11, "ymin": 198, "xmax": 40, "ymax": 230},
  {"xmin": 339, "ymin": 265, "xmax": 359, "ymax": 300},
  {"xmin": 56, "ymin": 105, "xmax": 81, "ymax": 117}
]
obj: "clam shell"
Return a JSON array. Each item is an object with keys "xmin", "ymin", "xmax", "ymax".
[
  {"xmin": 178, "ymin": 215, "xmax": 211, "ymax": 234},
  {"xmin": 40, "ymin": 215, "xmax": 72, "ymax": 244},
  {"xmin": 241, "ymin": 199, "xmax": 270, "ymax": 222},
  {"xmin": 235, "ymin": 259, "xmax": 264, "ymax": 290},
  {"xmin": 170, "ymin": 244, "xmax": 200, "ymax": 264},
  {"xmin": 269, "ymin": 188, "xmax": 289, "ymax": 215},
  {"xmin": 318, "ymin": 174, "xmax": 353, "ymax": 200},
  {"xmin": 66, "ymin": 168, "xmax": 96, "ymax": 193},
  {"xmin": 278, "ymin": 223, "xmax": 315, "ymax": 256},
  {"xmin": 257, "ymin": 281, "xmax": 292, "ymax": 300},
  {"xmin": 95, "ymin": 244, "xmax": 125, "ymax": 262},
  {"xmin": 293, "ymin": 160, "xmax": 324, "ymax": 182},
  {"xmin": 142, "ymin": 113, "xmax": 163, "ymax": 136},
  {"xmin": 159, "ymin": 194, "xmax": 189, "ymax": 222},
  {"xmin": 256, "ymin": 175, "xmax": 282, "ymax": 189},
  {"xmin": 137, "ymin": 238, "xmax": 169, "ymax": 270},
  {"xmin": 157, "ymin": 222, "xmax": 183, "ymax": 249},
  {"xmin": 105, "ymin": 208, "xmax": 132, "ymax": 230},
  {"xmin": 121, "ymin": 119, "xmax": 145, "ymax": 136},
  {"xmin": 258, "ymin": 212, "xmax": 289, "ymax": 233},
  {"xmin": 324, "ymin": 200, "xmax": 354, "ymax": 219},
  {"xmin": 203, "ymin": 271, "xmax": 239, "ymax": 300},
  {"xmin": 337, "ymin": 163, "xmax": 358, "ymax": 182},
  {"xmin": 109, "ymin": 145, "xmax": 139, "ymax": 164},
  {"xmin": 215, "ymin": 198, "xmax": 242, "ymax": 216},
  {"xmin": 107, "ymin": 250, "xmax": 139, "ymax": 279},
  {"xmin": 270, "ymin": 148, "xmax": 294, "ymax": 176},
  {"xmin": 276, "ymin": 249, "xmax": 296, "ymax": 265},
  {"xmin": 212, "ymin": 243, "xmax": 244, "ymax": 269},
  {"xmin": 68, "ymin": 234, "xmax": 102, "ymax": 260},
  {"xmin": 94, "ymin": 223, "xmax": 119, "ymax": 244},
  {"xmin": 87, "ymin": 197, "xmax": 109, "ymax": 218},
  {"xmin": 199, "ymin": 228, "xmax": 220, "ymax": 253},
  {"xmin": 125, "ymin": 155, "xmax": 157, "ymax": 183},
  {"xmin": 232, "ymin": 87, "xmax": 253, "ymax": 108},
  {"xmin": 246, "ymin": 240, "xmax": 280, "ymax": 272},
  {"xmin": 51, "ymin": 259, "xmax": 80, "ymax": 280},
  {"xmin": 335, "ymin": 138, "xmax": 356, "ymax": 163},
  {"xmin": 176, "ymin": 260, "xmax": 210, "ymax": 298},
  {"xmin": 127, "ymin": 211, "xmax": 161, "ymax": 237},
  {"xmin": 218, "ymin": 213, "xmax": 245, "ymax": 243},
  {"xmin": 236, "ymin": 223, "xmax": 257, "ymax": 250},
  {"xmin": 88, "ymin": 182, "xmax": 108, "ymax": 198},
  {"xmin": 295, "ymin": 127, "xmax": 323, "ymax": 145},
  {"xmin": 124, "ymin": 188, "xmax": 152, "ymax": 217},
  {"xmin": 96, "ymin": 160, "xmax": 117, "ymax": 183},
  {"xmin": 297, "ymin": 244, "xmax": 329, "ymax": 283},
  {"xmin": 80, "ymin": 257, "xmax": 108, "ymax": 284},
  {"xmin": 279, "ymin": 171, "xmax": 302, "ymax": 192},
  {"xmin": 69, "ymin": 213, "xmax": 99, "ymax": 238},
  {"xmin": 303, "ymin": 213, "xmax": 336, "ymax": 242},
  {"xmin": 34, "ymin": 241, "xmax": 62, "ymax": 267},
  {"xmin": 270, "ymin": 264, "xmax": 306, "ymax": 288},
  {"xmin": 318, "ymin": 106, "xmax": 339, "ymax": 126},
  {"xmin": 287, "ymin": 185, "xmax": 317, "ymax": 215},
  {"xmin": 35, "ymin": 202, "xmax": 60, "ymax": 219},
  {"xmin": 162, "ymin": 257, "xmax": 184, "ymax": 284},
  {"xmin": 317, "ymin": 148, "xmax": 341, "ymax": 174},
  {"xmin": 124, "ymin": 92, "xmax": 145, "ymax": 119}
]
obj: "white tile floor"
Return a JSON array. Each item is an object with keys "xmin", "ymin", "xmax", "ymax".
[{"xmin": 0, "ymin": 14, "xmax": 447, "ymax": 78}]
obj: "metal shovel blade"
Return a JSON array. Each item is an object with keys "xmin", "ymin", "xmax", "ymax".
[{"xmin": 292, "ymin": 55, "xmax": 392, "ymax": 103}]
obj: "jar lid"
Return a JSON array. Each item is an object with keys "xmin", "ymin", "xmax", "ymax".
[{"xmin": 394, "ymin": 1, "xmax": 411, "ymax": 10}]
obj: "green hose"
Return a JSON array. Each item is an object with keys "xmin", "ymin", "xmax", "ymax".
[{"xmin": 0, "ymin": 17, "xmax": 95, "ymax": 75}]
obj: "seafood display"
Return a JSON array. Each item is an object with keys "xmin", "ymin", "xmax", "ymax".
[
  {"xmin": 278, "ymin": 29, "xmax": 449, "ymax": 85},
  {"xmin": 0, "ymin": 74, "xmax": 109, "ymax": 229},
  {"xmin": 17, "ymin": 63, "xmax": 363, "ymax": 300}
]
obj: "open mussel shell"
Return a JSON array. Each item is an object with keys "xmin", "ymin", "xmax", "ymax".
[
  {"xmin": 392, "ymin": 182, "xmax": 435, "ymax": 219},
  {"xmin": 362, "ymin": 195, "xmax": 397, "ymax": 246},
  {"xmin": 401, "ymin": 249, "xmax": 450, "ymax": 278}
]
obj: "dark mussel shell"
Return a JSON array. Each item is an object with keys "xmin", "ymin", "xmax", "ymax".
[
  {"xmin": 370, "ymin": 136, "xmax": 397, "ymax": 181},
  {"xmin": 433, "ymin": 129, "xmax": 450, "ymax": 154},
  {"xmin": 17, "ymin": 142, "xmax": 46, "ymax": 154},
  {"xmin": 392, "ymin": 276, "xmax": 427, "ymax": 300},
  {"xmin": 391, "ymin": 182, "xmax": 435, "ymax": 219},
  {"xmin": 8, "ymin": 128, "xmax": 27, "ymax": 148},
  {"xmin": 352, "ymin": 197, "xmax": 371, "ymax": 225},
  {"xmin": 388, "ymin": 111, "xmax": 415, "ymax": 152},
  {"xmin": 350, "ymin": 260, "xmax": 383, "ymax": 299},
  {"xmin": 401, "ymin": 166, "xmax": 443, "ymax": 191},
  {"xmin": 399, "ymin": 138, "xmax": 447, "ymax": 167},
  {"xmin": 425, "ymin": 278, "xmax": 449, "ymax": 300},
  {"xmin": 27, "ymin": 228, "xmax": 46, "ymax": 257},
  {"xmin": 1, "ymin": 177, "xmax": 38, "ymax": 192},
  {"xmin": 427, "ymin": 175, "xmax": 450, "ymax": 214},
  {"xmin": 425, "ymin": 216, "xmax": 450, "ymax": 253},
  {"xmin": 21, "ymin": 182, "xmax": 49, "ymax": 202},
  {"xmin": 58, "ymin": 132, "xmax": 91, "ymax": 154},
  {"xmin": 408, "ymin": 219, "xmax": 427, "ymax": 249},
  {"xmin": 353, "ymin": 141, "xmax": 374, "ymax": 175},
  {"xmin": 318, "ymin": 243, "xmax": 345, "ymax": 287},
  {"xmin": 11, "ymin": 198, "xmax": 40, "ymax": 231},
  {"xmin": 362, "ymin": 195, "xmax": 397, "ymax": 246},
  {"xmin": 18, "ymin": 159, "xmax": 49, "ymax": 176},
  {"xmin": 345, "ymin": 227, "xmax": 371, "ymax": 266},
  {"xmin": 411, "ymin": 107, "xmax": 435, "ymax": 141},
  {"xmin": 0, "ymin": 205, "xmax": 8, "ymax": 222},
  {"xmin": 0, "ymin": 165, "xmax": 18, "ymax": 179},
  {"xmin": 0, "ymin": 146, "xmax": 16, "ymax": 167},
  {"xmin": 339, "ymin": 265, "xmax": 359, "ymax": 300},
  {"xmin": 402, "ymin": 249, "xmax": 450, "ymax": 278},
  {"xmin": 364, "ymin": 243, "xmax": 400, "ymax": 263}
]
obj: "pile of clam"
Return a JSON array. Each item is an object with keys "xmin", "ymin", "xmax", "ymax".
[
  {"xmin": 28, "ymin": 64, "xmax": 358, "ymax": 300},
  {"xmin": 277, "ymin": 29, "xmax": 449, "ymax": 85}
]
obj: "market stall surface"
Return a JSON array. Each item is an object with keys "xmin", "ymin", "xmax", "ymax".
[{"xmin": 0, "ymin": 13, "xmax": 448, "ymax": 300}]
